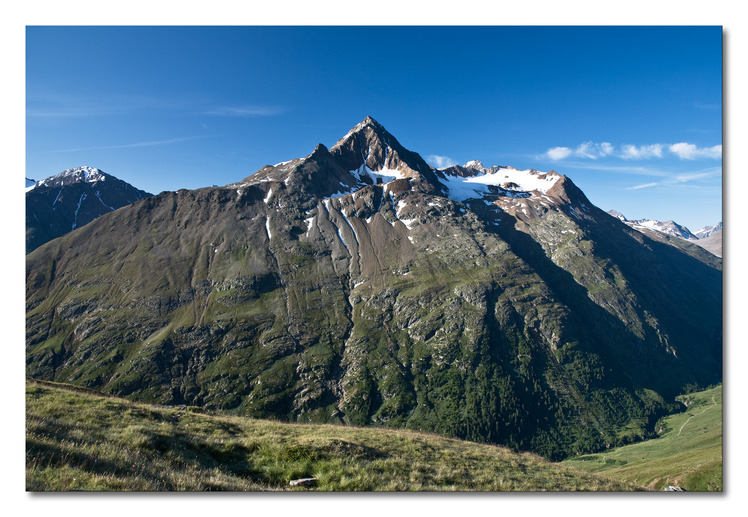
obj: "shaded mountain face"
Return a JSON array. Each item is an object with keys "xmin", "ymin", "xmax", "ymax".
[
  {"xmin": 26, "ymin": 118, "xmax": 722, "ymax": 460},
  {"xmin": 26, "ymin": 166, "xmax": 152, "ymax": 253}
]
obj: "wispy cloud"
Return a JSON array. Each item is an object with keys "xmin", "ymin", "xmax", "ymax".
[
  {"xmin": 52, "ymin": 136, "xmax": 211, "ymax": 153},
  {"xmin": 204, "ymin": 105, "xmax": 285, "ymax": 117},
  {"xmin": 426, "ymin": 155, "xmax": 457, "ymax": 168},
  {"xmin": 619, "ymin": 144, "xmax": 664, "ymax": 160},
  {"xmin": 627, "ymin": 182, "xmax": 660, "ymax": 190},
  {"xmin": 558, "ymin": 162, "xmax": 672, "ymax": 177},
  {"xmin": 28, "ymin": 93, "xmax": 286, "ymax": 120},
  {"xmin": 625, "ymin": 167, "xmax": 721, "ymax": 190},
  {"xmin": 545, "ymin": 142, "xmax": 614, "ymax": 161},
  {"xmin": 543, "ymin": 141, "xmax": 722, "ymax": 161},
  {"xmin": 694, "ymin": 101, "xmax": 721, "ymax": 111},
  {"xmin": 27, "ymin": 93, "xmax": 185, "ymax": 119}
]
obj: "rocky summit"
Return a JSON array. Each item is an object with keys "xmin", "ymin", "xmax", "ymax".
[
  {"xmin": 26, "ymin": 166, "xmax": 152, "ymax": 253},
  {"xmin": 25, "ymin": 117, "xmax": 722, "ymax": 460}
]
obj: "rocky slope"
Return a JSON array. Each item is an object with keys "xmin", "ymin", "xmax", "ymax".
[
  {"xmin": 26, "ymin": 166, "xmax": 152, "ymax": 253},
  {"xmin": 26, "ymin": 118, "xmax": 722, "ymax": 460}
]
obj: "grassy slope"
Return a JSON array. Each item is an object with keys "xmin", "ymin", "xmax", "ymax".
[
  {"xmin": 26, "ymin": 380, "xmax": 637, "ymax": 492},
  {"xmin": 563, "ymin": 384, "xmax": 722, "ymax": 491}
]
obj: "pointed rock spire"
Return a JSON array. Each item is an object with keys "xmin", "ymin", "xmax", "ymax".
[{"xmin": 329, "ymin": 117, "xmax": 444, "ymax": 194}]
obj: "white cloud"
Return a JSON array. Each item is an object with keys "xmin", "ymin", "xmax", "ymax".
[
  {"xmin": 426, "ymin": 155, "xmax": 457, "ymax": 168},
  {"xmin": 545, "ymin": 141, "xmax": 721, "ymax": 161},
  {"xmin": 546, "ymin": 142, "xmax": 613, "ymax": 161},
  {"xmin": 620, "ymin": 144, "xmax": 664, "ymax": 160},
  {"xmin": 669, "ymin": 143, "xmax": 722, "ymax": 160},
  {"xmin": 600, "ymin": 142, "xmax": 615, "ymax": 156},
  {"xmin": 546, "ymin": 147, "xmax": 573, "ymax": 161}
]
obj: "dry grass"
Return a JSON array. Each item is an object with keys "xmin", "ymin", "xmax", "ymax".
[{"xmin": 26, "ymin": 380, "xmax": 640, "ymax": 492}]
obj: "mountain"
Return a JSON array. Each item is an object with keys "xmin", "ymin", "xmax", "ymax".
[
  {"xmin": 696, "ymin": 222, "xmax": 722, "ymax": 239},
  {"xmin": 608, "ymin": 211, "xmax": 722, "ymax": 258},
  {"xmin": 26, "ymin": 166, "xmax": 152, "ymax": 253},
  {"xmin": 607, "ymin": 211, "xmax": 698, "ymax": 240},
  {"xmin": 25, "ymin": 118, "xmax": 722, "ymax": 460},
  {"xmin": 692, "ymin": 228, "xmax": 723, "ymax": 258},
  {"xmin": 693, "ymin": 223, "xmax": 723, "ymax": 257}
]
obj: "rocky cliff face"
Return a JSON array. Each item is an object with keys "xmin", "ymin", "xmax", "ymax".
[
  {"xmin": 26, "ymin": 166, "xmax": 152, "ymax": 253},
  {"xmin": 26, "ymin": 118, "xmax": 722, "ymax": 460}
]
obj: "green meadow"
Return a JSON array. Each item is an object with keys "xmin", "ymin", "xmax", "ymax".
[{"xmin": 564, "ymin": 384, "xmax": 722, "ymax": 491}]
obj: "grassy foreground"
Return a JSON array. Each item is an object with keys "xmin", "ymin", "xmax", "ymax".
[
  {"xmin": 564, "ymin": 384, "xmax": 722, "ymax": 491},
  {"xmin": 26, "ymin": 379, "xmax": 638, "ymax": 492}
]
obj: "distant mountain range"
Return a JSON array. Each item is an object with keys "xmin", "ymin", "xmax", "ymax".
[
  {"xmin": 26, "ymin": 166, "xmax": 151, "ymax": 253},
  {"xmin": 607, "ymin": 211, "xmax": 722, "ymax": 258},
  {"xmin": 26, "ymin": 117, "xmax": 722, "ymax": 460}
]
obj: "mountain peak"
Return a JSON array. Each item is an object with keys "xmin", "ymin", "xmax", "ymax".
[
  {"xmin": 311, "ymin": 142, "xmax": 329, "ymax": 155},
  {"xmin": 329, "ymin": 118, "xmax": 441, "ymax": 191},
  {"xmin": 31, "ymin": 166, "xmax": 108, "ymax": 190},
  {"xmin": 696, "ymin": 222, "xmax": 722, "ymax": 239},
  {"xmin": 25, "ymin": 166, "xmax": 151, "ymax": 253},
  {"xmin": 464, "ymin": 160, "xmax": 484, "ymax": 170},
  {"xmin": 359, "ymin": 115, "xmax": 382, "ymax": 128}
]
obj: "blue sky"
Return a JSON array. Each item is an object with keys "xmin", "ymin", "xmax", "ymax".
[{"xmin": 26, "ymin": 26, "xmax": 723, "ymax": 231}]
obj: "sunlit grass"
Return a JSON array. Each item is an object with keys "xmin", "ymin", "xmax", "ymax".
[
  {"xmin": 26, "ymin": 380, "xmax": 638, "ymax": 491},
  {"xmin": 564, "ymin": 384, "xmax": 722, "ymax": 491}
]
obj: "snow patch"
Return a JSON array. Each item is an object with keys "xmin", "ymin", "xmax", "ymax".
[
  {"xmin": 52, "ymin": 189, "xmax": 62, "ymax": 208},
  {"xmin": 95, "ymin": 191, "xmax": 114, "ymax": 210},
  {"xmin": 352, "ymin": 163, "xmax": 407, "ymax": 184},
  {"xmin": 304, "ymin": 216, "xmax": 315, "ymax": 235},
  {"xmin": 400, "ymin": 218, "xmax": 417, "ymax": 230},
  {"xmin": 71, "ymin": 192, "xmax": 87, "ymax": 230},
  {"xmin": 441, "ymin": 167, "xmax": 561, "ymax": 202},
  {"xmin": 339, "ymin": 211, "xmax": 359, "ymax": 245}
]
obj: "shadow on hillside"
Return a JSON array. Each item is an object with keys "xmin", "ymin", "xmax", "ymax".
[{"xmin": 491, "ymin": 211, "xmax": 721, "ymax": 398}]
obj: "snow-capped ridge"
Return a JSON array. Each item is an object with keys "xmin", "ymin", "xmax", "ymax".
[
  {"xmin": 695, "ymin": 222, "xmax": 722, "ymax": 239},
  {"xmin": 440, "ymin": 164, "xmax": 563, "ymax": 203},
  {"xmin": 607, "ymin": 211, "xmax": 699, "ymax": 241},
  {"xmin": 30, "ymin": 166, "xmax": 108, "ymax": 190},
  {"xmin": 234, "ymin": 118, "xmax": 568, "ymax": 206}
]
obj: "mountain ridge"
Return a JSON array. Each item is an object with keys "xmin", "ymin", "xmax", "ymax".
[
  {"xmin": 26, "ymin": 117, "xmax": 722, "ymax": 460},
  {"xmin": 607, "ymin": 210, "xmax": 722, "ymax": 257}
]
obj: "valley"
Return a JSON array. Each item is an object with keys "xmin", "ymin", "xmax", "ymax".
[{"xmin": 25, "ymin": 117, "xmax": 723, "ymax": 465}]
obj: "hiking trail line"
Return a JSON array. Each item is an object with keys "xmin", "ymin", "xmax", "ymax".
[{"xmin": 676, "ymin": 395, "xmax": 717, "ymax": 437}]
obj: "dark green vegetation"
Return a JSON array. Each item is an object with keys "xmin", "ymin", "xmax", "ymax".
[
  {"xmin": 565, "ymin": 384, "xmax": 722, "ymax": 491},
  {"xmin": 26, "ymin": 380, "xmax": 639, "ymax": 491},
  {"xmin": 26, "ymin": 118, "xmax": 722, "ymax": 462}
]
